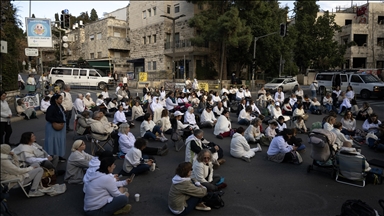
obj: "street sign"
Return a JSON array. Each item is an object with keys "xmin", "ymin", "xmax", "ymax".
[{"xmin": 25, "ymin": 48, "xmax": 39, "ymax": 56}]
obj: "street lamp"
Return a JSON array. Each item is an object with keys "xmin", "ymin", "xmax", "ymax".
[{"xmin": 160, "ymin": 14, "xmax": 185, "ymax": 82}]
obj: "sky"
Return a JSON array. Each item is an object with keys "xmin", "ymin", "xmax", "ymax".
[{"xmin": 13, "ymin": 1, "xmax": 380, "ymax": 29}]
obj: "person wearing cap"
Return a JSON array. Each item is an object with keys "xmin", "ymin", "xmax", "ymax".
[
  {"xmin": 174, "ymin": 111, "xmax": 194, "ymax": 133},
  {"xmin": 309, "ymin": 80, "xmax": 318, "ymax": 98},
  {"xmin": 64, "ymin": 140, "xmax": 93, "ymax": 184},
  {"xmin": 74, "ymin": 94, "xmax": 86, "ymax": 114},
  {"xmin": 115, "ymin": 83, "xmax": 123, "ymax": 95},
  {"xmin": 83, "ymin": 92, "xmax": 96, "ymax": 111},
  {"xmin": 200, "ymin": 106, "xmax": 217, "ymax": 128},
  {"xmin": 271, "ymin": 102, "xmax": 290, "ymax": 122}
]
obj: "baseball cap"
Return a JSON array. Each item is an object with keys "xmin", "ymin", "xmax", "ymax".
[{"xmin": 174, "ymin": 111, "xmax": 184, "ymax": 116}]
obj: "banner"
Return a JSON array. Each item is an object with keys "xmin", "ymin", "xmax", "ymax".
[
  {"xmin": 198, "ymin": 83, "xmax": 209, "ymax": 92},
  {"xmin": 26, "ymin": 18, "xmax": 52, "ymax": 47},
  {"xmin": 15, "ymin": 94, "xmax": 41, "ymax": 110},
  {"xmin": 139, "ymin": 72, "xmax": 147, "ymax": 82}
]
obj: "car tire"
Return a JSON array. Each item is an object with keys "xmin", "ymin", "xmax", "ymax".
[
  {"xmin": 360, "ymin": 89, "xmax": 371, "ymax": 99},
  {"xmin": 98, "ymin": 82, "xmax": 107, "ymax": 90},
  {"xmin": 55, "ymin": 80, "xmax": 64, "ymax": 89}
]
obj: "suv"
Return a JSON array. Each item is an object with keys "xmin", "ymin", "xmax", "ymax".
[
  {"xmin": 315, "ymin": 72, "xmax": 384, "ymax": 99},
  {"xmin": 48, "ymin": 67, "xmax": 114, "ymax": 90},
  {"xmin": 264, "ymin": 77, "xmax": 299, "ymax": 92}
]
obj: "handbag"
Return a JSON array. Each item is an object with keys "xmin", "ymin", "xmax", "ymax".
[
  {"xmin": 41, "ymin": 167, "xmax": 57, "ymax": 187},
  {"xmin": 290, "ymin": 150, "xmax": 303, "ymax": 164},
  {"xmin": 52, "ymin": 122, "xmax": 64, "ymax": 131},
  {"xmin": 202, "ymin": 191, "xmax": 225, "ymax": 209}
]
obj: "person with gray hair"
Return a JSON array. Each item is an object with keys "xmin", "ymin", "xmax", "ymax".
[
  {"xmin": 73, "ymin": 93, "xmax": 86, "ymax": 114},
  {"xmin": 338, "ymin": 141, "xmax": 371, "ymax": 172},
  {"xmin": 184, "ymin": 107, "xmax": 200, "ymax": 129}
]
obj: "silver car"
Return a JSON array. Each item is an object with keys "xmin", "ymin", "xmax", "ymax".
[{"xmin": 264, "ymin": 77, "xmax": 299, "ymax": 92}]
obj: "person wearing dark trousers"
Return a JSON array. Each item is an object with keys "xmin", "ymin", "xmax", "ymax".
[
  {"xmin": 0, "ymin": 91, "xmax": 13, "ymax": 145},
  {"xmin": 61, "ymin": 85, "xmax": 73, "ymax": 131}
]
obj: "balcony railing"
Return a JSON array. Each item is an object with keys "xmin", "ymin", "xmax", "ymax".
[{"xmin": 164, "ymin": 39, "xmax": 209, "ymax": 50}]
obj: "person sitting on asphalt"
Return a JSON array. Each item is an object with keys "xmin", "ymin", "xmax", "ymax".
[
  {"xmin": 249, "ymin": 100, "xmax": 261, "ymax": 117},
  {"xmin": 113, "ymin": 105, "xmax": 127, "ymax": 126},
  {"xmin": 339, "ymin": 93, "xmax": 351, "ymax": 115},
  {"xmin": 191, "ymin": 149, "xmax": 227, "ymax": 192},
  {"xmin": 16, "ymin": 99, "xmax": 37, "ymax": 120},
  {"xmin": 95, "ymin": 94, "xmax": 107, "ymax": 112},
  {"xmin": 295, "ymin": 87, "xmax": 304, "ymax": 100},
  {"xmin": 184, "ymin": 107, "xmax": 200, "ymax": 130},
  {"xmin": 345, "ymin": 86, "xmax": 355, "ymax": 101},
  {"xmin": 362, "ymin": 113, "xmax": 382, "ymax": 135},
  {"xmin": 236, "ymin": 98, "xmax": 247, "ymax": 117},
  {"xmin": 1, "ymin": 144, "xmax": 45, "ymax": 197},
  {"xmin": 168, "ymin": 162, "xmax": 211, "ymax": 215},
  {"xmin": 140, "ymin": 113, "xmax": 167, "ymax": 142},
  {"xmin": 213, "ymin": 110, "xmax": 232, "ymax": 139},
  {"xmin": 212, "ymin": 91, "xmax": 221, "ymax": 104},
  {"xmin": 185, "ymin": 129, "xmax": 225, "ymax": 167},
  {"xmin": 282, "ymin": 98, "xmax": 293, "ymax": 116},
  {"xmin": 230, "ymin": 127, "xmax": 262, "ymax": 162},
  {"xmin": 238, "ymin": 106, "xmax": 254, "ymax": 126},
  {"xmin": 356, "ymin": 102, "xmax": 373, "ymax": 120},
  {"xmin": 197, "ymin": 96, "xmax": 207, "ymax": 114},
  {"xmin": 309, "ymin": 97, "xmax": 322, "ymax": 114},
  {"xmin": 350, "ymin": 99, "xmax": 359, "ymax": 117},
  {"xmin": 287, "ymin": 128, "xmax": 306, "ymax": 151},
  {"xmin": 244, "ymin": 118, "xmax": 264, "ymax": 144},
  {"xmin": 131, "ymin": 100, "xmax": 145, "ymax": 122},
  {"xmin": 302, "ymin": 95, "xmax": 312, "ymax": 110},
  {"xmin": 366, "ymin": 124, "xmax": 384, "ymax": 152},
  {"xmin": 117, "ymin": 86, "xmax": 129, "ymax": 101},
  {"xmin": 40, "ymin": 96, "xmax": 51, "ymax": 113},
  {"xmin": 213, "ymin": 101, "xmax": 224, "ymax": 117},
  {"xmin": 166, "ymin": 91, "xmax": 179, "ymax": 113},
  {"xmin": 271, "ymin": 102, "xmax": 290, "ymax": 122},
  {"xmin": 161, "ymin": 109, "xmax": 173, "ymax": 134},
  {"xmin": 267, "ymin": 128, "xmax": 298, "ymax": 163},
  {"xmin": 120, "ymin": 138, "xmax": 160, "ymax": 176},
  {"xmin": 331, "ymin": 122, "xmax": 353, "ymax": 150},
  {"xmin": 294, "ymin": 116, "xmax": 308, "ymax": 134},
  {"xmin": 322, "ymin": 93, "xmax": 333, "ymax": 113},
  {"xmin": 276, "ymin": 116, "xmax": 287, "ymax": 133},
  {"xmin": 235, "ymin": 88, "xmax": 245, "ymax": 101},
  {"xmin": 274, "ymin": 88, "xmax": 284, "ymax": 104},
  {"xmin": 340, "ymin": 111, "xmax": 356, "ymax": 137},
  {"xmin": 323, "ymin": 116, "xmax": 336, "ymax": 131},
  {"xmin": 64, "ymin": 140, "xmax": 93, "ymax": 184},
  {"xmin": 87, "ymin": 111, "xmax": 115, "ymax": 141},
  {"xmin": 107, "ymin": 98, "xmax": 118, "ymax": 113},
  {"xmin": 83, "ymin": 157, "xmax": 132, "ymax": 215},
  {"xmin": 292, "ymin": 103, "xmax": 309, "ymax": 121},
  {"xmin": 337, "ymin": 141, "xmax": 371, "ymax": 172},
  {"xmin": 264, "ymin": 121, "xmax": 278, "ymax": 140},
  {"xmin": 12, "ymin": 132, "xmax": 59, "ymax": 170},
  {"xmin": 200, "ymin": 106, "xmax": 217, "ymax": 128}
]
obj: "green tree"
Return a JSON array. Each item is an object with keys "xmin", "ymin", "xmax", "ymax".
[
  {"xmin": 0, "ymin": 0, "xmax": 25, "ymax": 91},
  {"xmin": 293, "ymin": 0, "xmax": 319, "ymax": 73},
  {"xmin": 78, "ymin": 11, "xmax": 90, "ymax": 24},
  {"xmin": 90, "ymin": 8, "xmax": 98, "ymax": 21},
  {"xmin": 312, "ymin": 11, "xmax": 345, "ymax": 69}
]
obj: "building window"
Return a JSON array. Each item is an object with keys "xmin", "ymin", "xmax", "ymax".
[
  {"xmin": 174, "ymin": 4, "xmax": 180, "ymax": 13},
  {"xmin": 114, "ymin": 32, "xmax": 121, "ymax": 37},
  {"xmin": 378, "ymin": 16, "xmax": 384, "ymax": 24},
  {"xmin": 167, "ymin": 5, "xmax": 171, "ymax": 14},
  {"xmin": 147, "ymin": 62, "xmax": 151, "ymax": 71},
  {"xmin": 353, "ymin": 34, "xmax": 367, "ymax": 46},
  {"xmin": 378, "ymin": 38, "xmax": 384, "ymax": 47},
  {"xmin": 90, "ymin": 53, "xmax": 94, "ymax": 59},
  {"xmin": 148, "ymin": 9, "xmax": 151, "ymax": 17},
  {"xmin": 143, "ymin": 37, "xmax": 146, "ymax": 44},
  {"xmin": 114, "ymin": 52, "xmax": 120, "ymax": 58},
  {"xmin": 153, "ymin": 61, "xmax": 157, "ymax": 70},
  {"xmin": 90, "ymin": 35, "xmax": 94, "ymax": 41},
  {"xmin": 345, "ymin": 19, "xmax": 352, "ymax": 25},
  {"xmin": 142, "ymin": 10, "xmax": 146, "ymax": 19},
  {"xmin": 175, "ymin": 33, "xmax": 180, "ymax": 42},
  {"xmin": 153, "ymin": 7, "xmax": 156, "ymax": 16},
  {"xmin": 97, "ymin": 52, "xmax": 102, "ymax": 58},
  {"xmin": 148, "ymin": 35, "xmax": 151, "ymax": 44},
  {"xmin": 198, "ymin": 4, "xmax": 203, "ymax": 10},
  {"xmin": 353, "ymin": 57, "xmax": 366, "ymax": 68},
  {"xmin": 97, "ymin": 33, "xmax": 102, "ymax": 40},
  {"xmin": 153, "ymin": 34, "xmax": 156, "ymax": 43}
]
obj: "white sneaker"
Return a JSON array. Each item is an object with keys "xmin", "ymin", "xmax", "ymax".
[
  {"xmin": 29, "ymin": 190, "xmax": 45, "ymax": 197},
  {"xmin": 257, "ymin": 144, "xmax": 262, "ymax": 152},
  {"xmin": 162, "ymin": 135, "xmax": 168, "ymax": 141},
  {"xmin": 38, "ymin": 187, "xmax": 54, "ymax": 193}
]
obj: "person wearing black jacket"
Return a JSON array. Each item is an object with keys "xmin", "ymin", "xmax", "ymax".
[
  {"xmin": 44, "ymin": 94, "xmax": 67, "ymax": 157},
  {"xmin": 143, "ymin": 83, "xmax": 150, "ymax": 96}
]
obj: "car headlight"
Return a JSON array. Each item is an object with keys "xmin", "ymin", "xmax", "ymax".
[{"xmin": 373, "ymin": 86, "xmax": 380, "ymax": 91}]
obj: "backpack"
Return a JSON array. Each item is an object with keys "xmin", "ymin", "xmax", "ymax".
[
  {"xmin": 340, "ymin": 200, "xmax": 378, "ymax": 216},
  {"xmin": 202, "ymin": 191, "xmax": 225, "ymax": 209}
]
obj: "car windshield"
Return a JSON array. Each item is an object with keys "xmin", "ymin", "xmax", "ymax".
[
  {"xmin": 96, "ymin": 69, "xmax": 107, "ymax": 77},
  {"xmin": 269, "ymin": 79, "xmax": 285, "ymax": 84},
  {"xmin": 360, "ymin": 74, "xmax": 382, "ymax": 83}
]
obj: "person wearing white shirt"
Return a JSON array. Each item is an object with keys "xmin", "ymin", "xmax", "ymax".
[
  {"xmin": 333, "ymin": 86, "xmax": 341, "ymax": 98},
  {"xmin": 113, "ymin": 105, "xmax": 127, "ymax": 125},
  {"xmin": 115, "ymin": 83, "xmax": 122, "ymax": 95},
  {"xmin": 271, "ymin": 102, "xmax": 290, "ymax": 122},
  {"xmin": 244, "ymin": 118, "xmax": 264, "ymax": 143},
  {"xmin": 165, "ymin": 92, "xmax": 178, "ymax": 112},
  {"xmin": 345, "ymin": 86, "xmax": 355, "ymax": 101},
  {"xmin": 214, "ymin": 110, "xmax": 232, "ymax": 139},
  {"xmin": 140, "ymin": 113, "xmax": 167, "ymax": 142},
  {"xmin": 267, "ymin": 129, "xmax": 298, "ymax": 163},
  {"xmin": 340, "ymin": 111, "xmax": 356, "ymax": 137},
  {"xmin": 160, "ymin": 109, "xmax": 173, "ymax": 134},
  {"xmin": 74, "ymin": 94, "xmax": 86, "ymax": 114},
  {"xmin": 264, "ymin": 122, "xmax": 278, "ymax": 139},
  {"xmin": 238, "ymin": 106, "xmax": 253, "ymax": 126},
  {"xmin": 339, "ymin": 95, "xmax": 351, "ymax": 114},
  {"xmin": 243, "ymin": 88, "xmax": 251, "ymax": 100},
  {"xmin": 26, "ymin": 74, "xmax": 36, "ymax": 85},
  {"xmin": 323, "ymin": 116, "xmax": 336, "ymax": 131},
  {"xmin": 200, "ymin": 107, "xmax": 217, "ymax": 128},
  {"xmin": 131, "ymin": 101, "xmax": 145, "ymax": 121},
  {"xmin": 101, "ymin": 87, "xmax": 110, "ymax": 100},
  {"xmin": 276, "ymin": 116, "xmax": 287, "ymax": 132},
  {"xmin": 184, "ymin": 107, "xmax": 200, "ymax": 129},
  {"xmin": 18, "ymin": 74, "xmax": 25, "ymax": 89},
  {"xmin": 249, "ymin": 101, "xmax": 261, "ymax": 116},
  {"xmin": 220, "ymin": 86, "xmax": 229, "ymax": 96},
  {"xmin": 235, "ymin": 88, "xmax": 245, "ymax": 101},
  {"xmin": 61, "ymin": 85, "xmax": 74, "ymax": 131},
  {"xmin": 289, "ymin": 94, "xmax": 298, "ymax": 109},
  {"xmin": 309, "ymin": 80, "xmax": 318, "ymax": 98},
  {"xmin": 295, "ymin": 86, "xmax": 304, "ymax": 100},
  {"xmin": 362, "ymin": 113, "xmax": 381, "ymax": 134},
  {"xmin": 212, "ymin": 92, "xmax": 221, "ymax": 103},
  {"xmin": 83, "ymin": 93, "xmax": 96, "ymax": 110},
  {"xmin": 213, "ymin": 102, "xmax": 224, "ymax": 117},
  {"xmin": 292, "ymin": 104, "xmax": 309, "ymax": 121},
  {"xmin": 274, "ymin": 88, "xmax": 284, "ymax": 104},
  {"xmin": 322, "ymin": 93, "xmax": 333, "ymax": 112},
  {"xmin": 40, "ymin": 96, "xmax": 51, "ymax": 113},
  {"xmin": 159, "ymin": 87, "xmax": 166, "ymax": 99},
  {"xmin": 107, "ymin": 99, "xmax": 118, "ymax": 113},
  {"xmin": 185, "ymin": 77, "xmax": 192, "ymax": 89},
  {"xmin": 122, "ymin": 75, "xmax": 128, "ymax": 85},
  {"xmin": 309, "ymin": 97, "xmax": 321, "ymax": 114},
  {"xmin": 331, "ymin": 122, "xmax": 353, "ymax": 150},
  {"xmin": 118, "ymin": 123, "xmax": 136, "ymax": 154},
  {"xmin": 230, "ymin": 127, "xmax": 262, "ymax": 162}
]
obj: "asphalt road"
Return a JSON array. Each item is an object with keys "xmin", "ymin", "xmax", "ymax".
[{"xmin": 4, "ymin": 85, "xmax": 384, "ymax": 216}]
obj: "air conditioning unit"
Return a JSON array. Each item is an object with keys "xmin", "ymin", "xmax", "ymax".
[{"xmin": 126, "ymin": 37, "xmax": 130, "ymax": 43}]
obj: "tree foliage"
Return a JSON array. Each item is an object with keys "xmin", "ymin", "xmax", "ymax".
[
  {"xmin": 90, "ymin": 8, "xmax": 98, "ymax": 21},
  {"xmin": 0, "ymin": 0, "xmax": 25, "ymax": 91}
]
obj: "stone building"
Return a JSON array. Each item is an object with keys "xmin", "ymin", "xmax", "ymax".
[
  {"xmin": 66, "ymin": 6, "xmax": 131, "ymax": 74},
  {"xmin": 128, "ymin": 1, "xmax": 210, "ymax": 80},
  {"xmin": 317, "ymin": 2, "xmax": 384, "ymax": 69}
]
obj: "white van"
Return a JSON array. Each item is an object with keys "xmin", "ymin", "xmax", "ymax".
[
  {"xmin": 48, "ymin": 67, "xmax": 114, "ymax": 90},
  {"xmin": 315, "ymin": 72, "xmax": 384, "ymax": 99}
]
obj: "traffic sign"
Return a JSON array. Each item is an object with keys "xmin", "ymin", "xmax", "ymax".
[{"xmin": 25, "ymin": 48, "xmax": 38, "ymax": 56}]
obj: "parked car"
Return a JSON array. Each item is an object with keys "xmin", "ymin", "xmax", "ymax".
[
  {"xmin": 264, "ymin": 77, "xmax": 299, "ymax": 93},
  {"xmin": 48, "ymin": 67, "xmax": 114, "ymax": 90},
  {"xmin": 315, "ymin": 72, "xmax": 384, "ymax": 99}
]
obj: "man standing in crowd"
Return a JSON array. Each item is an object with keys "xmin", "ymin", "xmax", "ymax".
[{"xmin": 0, "ymin": 91, "xmax": 13, "ymax": 145}]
